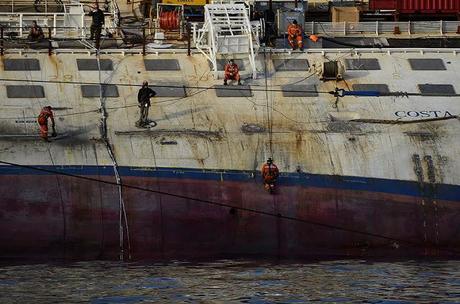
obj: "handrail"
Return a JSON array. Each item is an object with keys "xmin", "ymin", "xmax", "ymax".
[
  {"xmin": 305, "ymin": 21, "xmax": 460, "ymax": 36},
  {"xmin": 0, "ymin": 0, "xmax": 70, "ymax": 13},
  {"xmin": 0, "ymin": 0, "xmax": 125, "ymax": 38},
  {"xmin": 0, "ymin": 5, "xmax": 113, "ymax": 38}
]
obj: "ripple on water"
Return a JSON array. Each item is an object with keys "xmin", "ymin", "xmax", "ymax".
[{"xmin": 0, "ymin": 260, "xmax": 459, "ymax": 303}]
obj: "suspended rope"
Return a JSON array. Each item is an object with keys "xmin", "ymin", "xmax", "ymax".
[
  {"xmin": 263, "ymin": 48, "xmax": 273, "ymax": 157},
  {"xmin": 96, "ymin": 52, "xmax": 131, "ymax": 261}
]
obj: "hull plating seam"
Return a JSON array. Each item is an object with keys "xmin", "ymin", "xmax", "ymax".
[{"xmin": 0, "ymin": 165, "xmax": 458, "ymax": 202}]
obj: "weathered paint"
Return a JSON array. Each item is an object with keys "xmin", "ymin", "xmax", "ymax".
[
  {"xmin": 0, "ymin": 51, "xmax": 459, "ymax": 260},
  {"xmin": 0, "ymin": 167, "xmax": 458, "ymax": 260}
]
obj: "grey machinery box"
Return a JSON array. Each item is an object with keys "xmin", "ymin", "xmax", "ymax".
[{"xmin": 276, "ymin": 7, "xmax": 306, "ymax": 36}]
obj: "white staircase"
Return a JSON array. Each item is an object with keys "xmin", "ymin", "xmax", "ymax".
[{"xmin": 194, "ymin": 3, "xmax": 260, "ymax": 79}]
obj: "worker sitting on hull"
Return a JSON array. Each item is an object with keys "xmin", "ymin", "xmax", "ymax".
[
  {"xmin": 287, "ymin": 20, "xmax": 303, "ymax": 51},
  {"xmin": 261, "ymin": 158, "xmax": 279, "ymax": 192},
  {"xmin": 37, "ymin": 106, "xmax": 56, "ymax": 142},
  {"xmin": 224, "ymin": 59, "xmax": 241, "ymax": 86}
]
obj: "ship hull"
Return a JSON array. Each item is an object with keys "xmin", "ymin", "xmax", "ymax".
[{"xmin": 1, "ymin": 166, "xmax": 459, "ymax": 260}]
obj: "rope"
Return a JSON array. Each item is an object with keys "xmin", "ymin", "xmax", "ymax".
[
  {"xmin": 159, "ymin": 10, "xmax": 180, "ymax": 31},
  {"xmin": 96, "ymin": 51, "xmax": 131, "ymax": 261},
  {"xmin": 24, "ymin": 65, "xmax": 68, "ymax": 259},
  {"xmin": 0, "ymin": 77, "xmax": 331, "ymax": 94},
  {"xmin": 263, "ymin": 48, "xmax": 273, "ymax": 157},
  {"xmin": 0, "ymin": 76, "xmax": 458, "ymax": 99}
]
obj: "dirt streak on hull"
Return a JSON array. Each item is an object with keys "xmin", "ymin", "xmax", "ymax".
[{"xmin": 0, "ymin": 166, "xmax": 458, "ymax": 260}]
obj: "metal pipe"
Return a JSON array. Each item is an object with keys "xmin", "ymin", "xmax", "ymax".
[
  {"xmin": 48, "ymin": 27, "xmax": 52, "ymax": 56},
  {"xmin": 142, "ymin": 26, "xmax": 146, "ymax": 56},
  {"xmin": 187, "ymin": 22, "xmax": 191, "ymax": 56},
  {"xmin": 0, "ymin": 27, "xmax": 3, "ymax": 56},
  {"xmin": 53, "ymin": 14, "xmax": 57, "ymax": 36}
]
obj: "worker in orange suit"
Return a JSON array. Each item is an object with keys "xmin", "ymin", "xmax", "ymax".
[
  {"xmin": 261, "ymin": 158, "xmax": 279, "ymax": 191},
  {"xmin": 287, "ymin": 20, "xmax": 304, "ymax": 51},
  {"xmin": 37, "ymin": 106, "xmax": 56, "ymax": 142},
  {"xmin": 223, "ymin": 59, "xmax": 241, "ymax": 85}
]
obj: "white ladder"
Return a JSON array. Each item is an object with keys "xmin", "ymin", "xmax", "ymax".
[{"xmin": 194, "ymin": 3, "xmax": 259, "ymax": 79}]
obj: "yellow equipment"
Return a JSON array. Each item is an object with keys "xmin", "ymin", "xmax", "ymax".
[{"xmin": 162, "ymin": 0, "xmax": 207, "ymax": 6}]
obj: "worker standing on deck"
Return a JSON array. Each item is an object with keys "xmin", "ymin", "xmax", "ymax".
[
  {"xmin": 137, "ymin": 81, "xmax": 156, "ymax": 127},
  {"xmin": 261, "ymin": 158, "xmax": 279, "ymax": 192},
  {"xmin": 224, "ymin": 59, "xmax": 241, "ymax": 86},
  {"xmin": 287, "ymin": 20, "xmax": 303, "ymax": 51},
  {"xmin": 88, "ymin": 3, "xmax": 105, "ymax": 44},
  {"xmin": 37, "ymin": 106, "xmax": 56, "ymax": 142}
]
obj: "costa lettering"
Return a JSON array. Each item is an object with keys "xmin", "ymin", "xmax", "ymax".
[{"xmin": 394, "ymin": 111, "xmax": 454, "ymax": 118}]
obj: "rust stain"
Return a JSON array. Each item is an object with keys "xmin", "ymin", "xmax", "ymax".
[
  {"xmin": 49, "ymin": 55, "xmax": 60, "ymax": 76},
  {"xmin": 295, "ymin": 131, "xmax": 303, "ymax": 154}
]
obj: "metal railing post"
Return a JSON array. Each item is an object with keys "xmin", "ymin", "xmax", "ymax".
[
  {"xmin": 81, "ymin": 14, "xmax": 85, "ymax": 37},
  {"xmin": 375, "ymin": 21, "xmax": 379, "ymax": 35},
  {"xmin": 187, "ymin": 22, "xmax": 191, "ymax": 56},
  {"xmin": 48, "ymin": 27, "xmax": 52, "ymax": 56},
  {"xmin": 53, "ymin": 14, "xmax": 57, "ymax": 36},
  {"xmin": 0, "ymin": 27, "xmax": 3, "ymax": 56},
  {"xmin": 142, "ymin": 26, "xmax": 146, "ymax": 56},
  {"xmin": 19, "ymin": 13, "xmax": 23, "ymax": 37}
]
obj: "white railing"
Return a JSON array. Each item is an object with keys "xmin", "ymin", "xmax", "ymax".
[
  {"xmin": 0, "ymin": 2, "xmax": 114, "ymax": 38},
  {"xmin": 0, "ymin": 0, "xmax": 66, "ymax": 13},
  {"xmin": 0, "ymin": 8, "xmax": 116, "ymax": 39},
  {"xmin": 0, "ymin": 13, "xmax": 75, "ymax": 37},
  {"xmin": 305, "ymin": 21, "xmax": 460, "ymax": 36},
  {"xmin": 108, "ymin": 0, "xmax": 120, "ymax": 28}
]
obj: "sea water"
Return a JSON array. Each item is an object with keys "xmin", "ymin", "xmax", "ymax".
[{"xmin": 0, "ymin": 259, "xmax": 459, "ymax": 303}]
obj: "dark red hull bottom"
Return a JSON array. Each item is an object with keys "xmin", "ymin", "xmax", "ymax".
[{"xmin": 1, "ymin": 170, "xmax": 459, "ymax": 261}]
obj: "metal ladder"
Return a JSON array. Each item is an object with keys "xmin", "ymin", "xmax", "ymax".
[{"xmin": 194, "ymin": 3, "xmax": 259, "ymax": 79}]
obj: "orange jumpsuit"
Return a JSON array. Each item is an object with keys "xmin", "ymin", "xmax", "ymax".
[
  {"xmin": 37, "ymin": 107, "xmax": 54, "ymax": 140},
  {"xmin": 224, "ymin": 63, "xmax": 240, "ymax": 82},
  {"xmin": 287, "ymin": 24, "xmax": 303, "ymax": 50},
  {"xmin": 261, "ymin": 163, "xmax": 279, "ymax": 188}
]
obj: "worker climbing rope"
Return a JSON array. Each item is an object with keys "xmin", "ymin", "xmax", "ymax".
[
  {"xmin": 287, "ymin": 20, "xmax": 304, "ymax": 51},
  {"xmin": 37, "ymin": 105, "xmax": 56, "ymax": 142},
  {"xmin": 261, "ymin": 158, "xmax": 279, "ymax": 193},
  {"xmin": 223, "ymin": 59, "xmax": 241, "ymax": 86}
]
